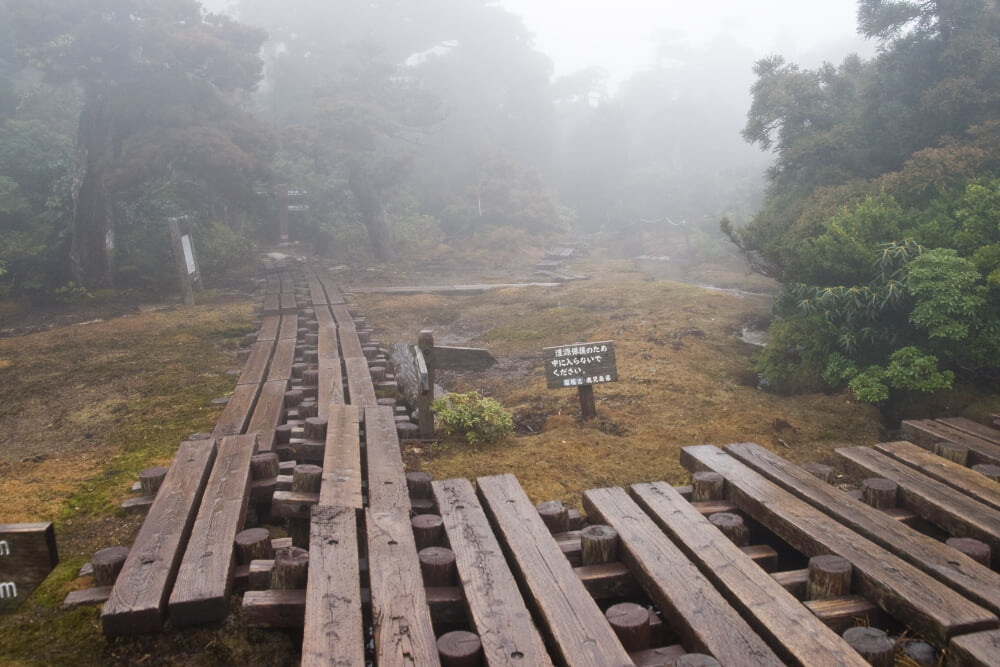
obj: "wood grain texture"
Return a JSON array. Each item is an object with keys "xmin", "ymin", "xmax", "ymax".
[
  {"xmin": 302, "ymin": 506, "xmax": 364, "ymax": 666},
  {"xmin": 319, "ymin": 405, "xmax": 363, "ymax": 509},
  {"xmin": 256, "ymin": 315, "xmax": 280, "ymax": 342},
  {"xmin": 246, "ymin": 380, "xmax": 287, "ymax": 451},
  {"xmin": 625, "ymin": 482, "xmax": 863, "ymax": 666},
  {"xmin": 102, "ymin": 439, "xmax": 217, "ymax": 636},
  {"xmin": 344, "ymin": 357, "xmax": 377, "ymax": 408},
  {"xmin": 900, "ymin": 420, "xmax": 1000, "ymax": 467},
  {"xmin": 237, "ymin": 339, "xmax": 277, "ymax": 386},
  {"xmin": 680, "ymin": 444, "xmax": 998, "ymax": 646},
  {"xmin": 939, "ymin": 417, "xmax": 1000, "ymax": 447},
  {"xmin": 266, "ymin": 338, "xmax": 298, "ymax": 383},
  {"xmin": 242, "ymin": 589, "xmax": 305, "ymax": 628},
  {"xmin": 477, "ymin": 474, "xmax": 633, "ymax": 667},
  {"xmin": 213, "ymin": 382, "xmax": 261, "ymax": 439},
  {"xmin": 169, "ymin": 434, "xmax": 256, "ymax": 626},
  {"xmin": 364, "ymin": 406, "xmax": 410, "ymax": 512},
  {"xmin": 366, "ymin": 508, "xmax": 440, "ymax": 666},
  {"xmin": 431, "ymin": 478, "xmax": 553, "ymax": 666},
  {"xmin": 278, "ymin": 313, "xmax": 300, "ymax": 341},
  {"xmin": 725, "ymin": 442, "xmax": 1000, "ymax": 616},
  {"xmin": 875, "ymin": 441, "xmax": 1000, "ymax": 512},
  {"xmin": 947, "ymin": 628, "xmax": 1000, "ymax": 667},
  {"xmin": 317, "ymin": 357, "xmax": 344, "ymax": 418},
  {"xmin": 836, "ymin": 446, "xmax": 1000, "ymax": 563}
]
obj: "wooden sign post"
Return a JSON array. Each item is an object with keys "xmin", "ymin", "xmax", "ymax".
[
  {"xmin": 168, "ymin": 216, "xmax": 202, "ymax": 306},
  {"xmin": 0, "ymin": 523, "xmax": 58, "ymax": 612},
  {"xmin": 415, "ymin": 330, "xmax": 496, "ymax": 437},
  {"xmin": 543, "ymin": 341, "xmax": 618, "ymax": 419}
]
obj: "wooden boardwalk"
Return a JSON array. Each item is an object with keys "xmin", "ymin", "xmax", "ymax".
[{"xmin": 91, "ymin": 266, "xmax": 1000, "ymax": 666}]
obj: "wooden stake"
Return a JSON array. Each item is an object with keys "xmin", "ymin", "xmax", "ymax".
[
  {"xmin": 271, "ymin": 546, "xmax": 309, "ymax": 590},
  {"xmin": 708, "ymin": 512, "xmax": 749, "ymax": 546},
  {"xmin": 92, "ymin": 546, "xmax": 129, "ymax": 587},
  {"xmin": 578, "ymin": 384, "xmax": 597, "ymax": 420},
  {"xmin": 691, "ymin": 471, "xmax": 725, "ymax": 501},
  {"xmin": 841, "ymin": 627, "xmax": 894, "ymax": 667},
  {"xmin": 862, "ymin": 477, "xmax": 898, "ymax": 509},
  {"xmin": 807, "ymin": 554, "xmax": 853, "ymax": 600},
  {"xmin": 604, "ymin": 602, "xmax": 651, "ymax": 651},
  {"xmin": 580, "ymin": 524, "xmax": 619, "ymax": 566},
  {"xmin": 437, "ymin": 630, "xmax": 483, "ymax": 667}
]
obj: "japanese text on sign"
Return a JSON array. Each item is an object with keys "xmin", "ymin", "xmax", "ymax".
[{"xmin": 542, "ymin": 341, "xmax": 618, "ymax": 390}]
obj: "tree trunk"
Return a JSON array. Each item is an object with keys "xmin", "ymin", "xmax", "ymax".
[
  {"xmin": 70, "ymin": 85, "xmax": 116, "ymax": 289},
  {"xmin": 347, "ymin": 162, "xmax": 395, "ymax": 262}
]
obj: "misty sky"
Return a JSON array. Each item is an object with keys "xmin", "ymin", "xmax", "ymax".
[{"xmin": 500, "ymin": 0, "xmax": 873, "ymax": 85}]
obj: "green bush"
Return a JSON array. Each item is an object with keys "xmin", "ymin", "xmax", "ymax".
[{"xmin": 430, "ymin": 391, "xmax": 514, "ymax": 445}]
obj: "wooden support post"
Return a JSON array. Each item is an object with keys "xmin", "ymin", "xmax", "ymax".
[
  {"xmin": 437, "ymin": 630, "xmax": 483, "ymax": 667},
  {"xmin": 536, "ymin": 500, "xmax": 570, "ymax": 533},
  {"xmin": 578, "ymin": 384, "xmax": 597, "ymax": 420},
  {"xmin": 580, "ymin": 524, "xmax": 618, "ymax": 566},
  {"xmin": 418, "ymin": 546, "xmax": 457, "ymax": 587},
  {"xmin": 861, "ymin": 477, "xmax": 898, "ymax": 509},
  {"xmin": 411, "ymin": 514, "xmax": 445, "ymax": 551},
  {"xmin": 692, "ymin": 471, "xmax": 726, "ymax": 501},
  {"xmin": 168, "ymin": 216, "xmax": 197, "ymax": 306},
  {"xmin": 138, "ymin": 467, "xmax": 167, "ymax": 496},
  {"xmin": 417, "ymin": 330, "xmax": 435, "ymax": 438},
  {"xmin": 935, "ymin": 441, "xmax": 969, "ymax": 465},
  {"xmin": 92, "ymin": 547, "xmax": 129, "ymax": 587},
  {"xmin": 708, "ymin": 512, "xmax": 749, "ymax": 546},
  {"xmin": 842, "ymin": 627, "xmax": 894, "ymax": 667},
  {"xmin": 271, "ymin": 547, "xmax": 308, "ymax": 590},
  {"xmin": 807, "ymin": 554, "xmax": 853, "ymax": 600},
  {"xmin": 605, "ymin": 601, "xmax": 651, "ymax": 652}
]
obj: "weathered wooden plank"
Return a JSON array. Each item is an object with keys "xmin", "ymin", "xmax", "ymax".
[
  {"xmin": 278, "ymin": 292, "xmax": 298, "ymax": 315},
  {"xmin": 213, "ymin": 383, "xmax": 260, "ymax": 439},
  {"xmin": 366, "ymin": 508, "xmax": 440, "ymax": 666},
  {"xmin": 583, "ymin": 487, "xmax": 782, "ymax": 665},
  {"xmin": 266, "ymin": 338, "xmax": 297, "ymax": 383},
  {"xmin": 339, "ymin": 328, "xmax": 365, "ymax": 361},
  {"xmin": 102, "ymin": 440, "xmax": 217, "ymax": 636},
  {"xmin": 432, "ymin": 478, "xmax": 553, "ymax": 666},
  {"xmin": 302, "ymin": 505, "xmax": 364, "ymax": 667},
  {"xmin": 261, "ymin": 293, "xmax": 280, "ymax": 315},
  {"xmin": 874, "ymin": 441, "xmax": 1000, "ymax": 512},
  {"xmin": 278, "ymin": 313, "xmax": 300, "ymax": 341},
  {"xmin": 901, "ymin": 419, "xmax": 1000, "ymax": 467},
  {"xmin": 271, "ymin": 490, "xmax": 319, "ymax": 520},
  {"xmin": 725, "ymin": 442, "xmax": 1000, "ymax": 617},
  {"xmin": 477, "ymin": 474, "xmax": 633, "ymax": 666},
  {"xmin": 319, "ymin": 277, "xmax": 344, "ymax": 305},
  {"xmin": 948, "ymin": 629, "xmax": 1000, "ymax": 667},
  {"xmin": 317, "ymin": 324, "xmax": 339, "ymax": 362},
  {"xmin": 169, "ymin": 434, "xmax": 256, "ymax": 626},
  {"xmin": 836, "ymin": 446, "xmax": 1000, "ymax": 564},
  {"xmin": 305, "ymin": 275, "xmax": 328, "ymax": 307},
  {"xmin": 246, "ymin": 380, "xmax": 287, "ymax": 451},
  {"xmin": 243, "ymin": 589, "xmax": 305, "ymax": 628},
  {"xmin": 939, "ymin": 417, "xmax": 1000, "ymax": 447},
  {"xmin": 345, "ymin": 357, "xmax": 377, "ymax": 408},
  {"xmin": 364, "ymin": 406, "xmax": 410, "ymax": 512},
  {"xmin": 317, "ymin": 358, "xmax": 344, "ymax": 418},
  {"xmin": 319, "ymin": 405, "xmax": 362, "ymax": 509},
  {"xmin": 256, "ymin": 315, "xmax": 280, "ymax": 342},
  {"xmin": 237, "ymin": 339, "xmax": 277, "ymax": 386},
  {"xmin": 680, "ymin": 444, "xmax": 998, "ymax": 646},
  {"xmin": 626, "ymin": 482, "xmax": 866, "ymax": 666}
]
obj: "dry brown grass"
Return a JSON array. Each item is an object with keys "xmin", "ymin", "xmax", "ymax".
[{"xmin": 353, "ymin": 255, "xmax": 887, "ymax": 509}]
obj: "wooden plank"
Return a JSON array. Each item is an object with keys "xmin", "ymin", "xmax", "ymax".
[
  {"xmin": 169, "ymin": 434, "xmax": 256, "ymax": 625},
  {"xmin": 279, "ymin": 292, "xmax": 298, "ymax": 314},
  {"xmin": 364, "ymin": 406, "xmax": 410, "ymax": 512},
  {"xmin": 302, "ymin": 505, "xmax": 364, "ymax": 667},
  {"xmin": 725, "ymin": 442, "xmax": 1000, "ymax": 617},
  {"xmin": 317, "ymin": 325, "xmax": 339, "ymax": 362},
  {"xmin": 319, "ymin": 405, "xmax": 363, "ymax": 509},
  {"xmin": 948, "ymin": 629, "xmax": 1000, "ymax": 667},
  {"xmin": 237, "ymin": 339, "xmax": 277, "ymax": 386},
  {"xmin": 243, "ymin": 589, "xmax": 305, "ymax": 628},
  {"xmin": 278, "ymin": 314, "xmax": 300, "ymax": 341},
  {"xmin": 875, "ymin": 440, "xmax": 1000, "ymax": 512},
  {"xmin": 102, "ymin": 440, "xmax": 217, "ymax": 636},
  {"xmin": 583, "ymin": 487, "xmax": 783, "ymax": 666},
  {"xmin": 836, "ymin": 446, "xmax": 1000, "ymax": 564},
  {"xmin": 432, "ymin": 478, "xmax": 553, "ymax": 666},
  {"xmin": 477, "ymin": 474, "xmax": 633, "ymax": 666},
  {"xmin": 261, "ymin": 293, "xmax": 280, "ymax": 315},
  {"xmin": 939, "ymin": 417, "xmax": 1000, "ymax": 447},
  {"xmin": 345, "ymin": 357, "xmax": 377, "ymax": 408},
  {"xmin": 339, "ymin": 327, "xmax": 365, "ymax": 361},
  {"xmin": 317, "ymin": 357, "xmax": 344, "ymax": 418},
  {"xmin": 680, "ymin": 444, "xmax": 998, "ymax": 646},
  {"xmin": 305, "ymin": 276, "xmax": 328, "ymax": 307},
  {"xmin": 625, "ymin": 482, "xmax": 866, "ymax": 666},
  {"xmin": 266, "ymin": 338, "xmax": 297, "ymax": 383},
  {"xmin": 246, "ymin": 380, "xmax": 287, "ymax": 451},
  {"xmin": 319, "ymin": 277, "xmax": 344, "ymax": 305},
  {"xmin": 901, "ymin": 419, "xmax": 1000, "ymax": 467},
  {"xmin": 0, "ymin": 523, "xmax": 58, "ymax": 611},
  {"xmin": 366, "ymin": 509, "xmax": 440, "ymax": 666},
  {"xmin": 256, "ymin": 315, "xmax": 280, "ymax": 342},
  {"xmin": 213, "ymin": 383, "xmax": 261, "ymax": 438}
]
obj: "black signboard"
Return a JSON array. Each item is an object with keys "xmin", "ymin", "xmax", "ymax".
[{"xmin": 543, "ymin": 341, "xmax": 618, "ymax": 390}]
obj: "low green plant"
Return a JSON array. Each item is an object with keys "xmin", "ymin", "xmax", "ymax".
[{"xmin": 431, "ymin": 391, "xmax": 514, "ymax": 445}]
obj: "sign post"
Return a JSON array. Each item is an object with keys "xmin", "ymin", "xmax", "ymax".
[
  {"xmin": 0, "ymin": 523, "xmax": 58, "ymax": 613},
  {"xmin": 543, "ymin": 341, "xmax": 618, "ymax": 419},
  {"xmin": 168, "ymin": 216, "xmax": 201, "ymax": 306},
  {"xmin": 414, "ymin": 330, "xmax": 496, "ymax": 437}
]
